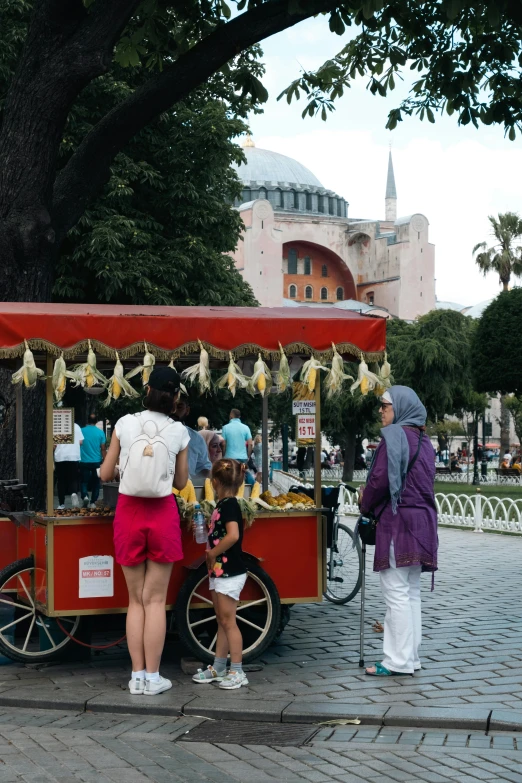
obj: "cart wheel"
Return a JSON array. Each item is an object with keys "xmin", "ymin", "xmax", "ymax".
[
  {"xmin": 175, "ymin": 562, "xmax": 281, "ymax": 664},
  {"xmin": 324, "ymin": 523, "xmax": 362, "ymax": 605},
  {"xmin": 276, "ymin": 604, "xmax": 292, "ymax": 638},
  {"xmin": 0, "ymin": 557, "xmax": 82, "ymax": 663}
]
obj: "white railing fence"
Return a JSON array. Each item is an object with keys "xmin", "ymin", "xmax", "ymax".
[
  {"xmin": 272, "ymin": 470, "xmax": 522, "ymax": 535},
  {"xmin": 285, "ymin": 466, "xmax": 522, "ymax": 486}
]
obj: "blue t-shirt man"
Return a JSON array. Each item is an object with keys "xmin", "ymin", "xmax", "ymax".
[
  {"xmin": 80, "ymin": 421, "xmax": 106, "ymax": 464},
  {"xmin": 222, "ymin": 410, "xmax": 253, "ymax": 459}
]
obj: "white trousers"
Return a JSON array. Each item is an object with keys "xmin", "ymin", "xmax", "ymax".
[{"xmin": 379, "ymin": 541, "xmax": 422, "ymax": 674}]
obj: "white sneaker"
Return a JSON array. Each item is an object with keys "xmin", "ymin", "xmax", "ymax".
[
  {"xmin": 144, "ymin": 675, "xmax": 172, "ymax": 696},
  {"xmin": 128, "ymin": 677, "xmax": 146, "ymax": 695},
  {"xmin": 219, "ymin": 670, "xmax": 248, "ymax": 690},
  {"xmin": 71, "ymin": 493, "xmax": 79, "ymax": 507},
  {"xmin": 57, "ymin": 505, "xmax": 65, "ymax": 510},
  {"xmin": 82, "ymin": 496, "xmax": 89, "ymax": 507},
  {"xmin": 89, "ymin": 503, "xmax": 96, "ymax": 510},
  {"xmin": 192, "ymin": 665, "xmax": 224, "ymax": 684}
]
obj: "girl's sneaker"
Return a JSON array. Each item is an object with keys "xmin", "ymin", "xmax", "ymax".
[
  {"xmin": 192, "ymin": 665, "xmax": 224, "ymax": 684},
  {"xmin": 128, "ymin": 677, "xmax": 145, "ymax": 695},
  {"xmin": 219, "ymin": 670, "xmax": 248, "ymax": 690},
  {"xmin": 144, "ymin": 676, "xmax": 172, "ymax": 696}
]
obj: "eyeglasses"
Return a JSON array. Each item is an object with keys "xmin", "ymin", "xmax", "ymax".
[{"xmin": 379, "ymin": 402, "xmax": 393, "ymax": 409}]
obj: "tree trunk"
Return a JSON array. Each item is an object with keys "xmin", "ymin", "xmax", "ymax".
[
  {"xmin": 500, "ymin": 394, "xmax": 511, "ymax": 455},
  {"xmin": 342, "ymin": 429, "xmax": 357, "ymax": 483}
]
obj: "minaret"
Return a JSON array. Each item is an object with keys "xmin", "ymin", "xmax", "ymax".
[{"xmin": 385, "ymin": 149, "xmax": 397, "ymax": 222}]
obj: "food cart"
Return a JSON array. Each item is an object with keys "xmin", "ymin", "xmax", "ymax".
[{"xmin": 0, "ymin": 303, "xmax": 386, "ymax": 664}]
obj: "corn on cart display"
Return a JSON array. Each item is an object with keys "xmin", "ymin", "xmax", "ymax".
[{"xmin": 0, "ymin": 303, "xmax": 386, "ymax": 664}]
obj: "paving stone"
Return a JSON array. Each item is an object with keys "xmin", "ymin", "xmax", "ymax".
[
  {"xmin": 489, "ymin": 711, "xmax": 522, "ymax": 732},
  {"xmin": 184, "ymin": 696, "xmax": 292, "ymax": 722},
  {"xmin": 282, "ymin": 702, "xmax": 387, "ymax": 725},
  {"xmin": 384, "ymin": 707, "xmax": 490, "ymax": 730}
]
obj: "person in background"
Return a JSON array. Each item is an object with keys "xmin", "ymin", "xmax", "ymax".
[
  {"xmin": 360, "ymin": 386, "xmax": 438, "ymax": 677},
  {"xmin": 252, "ymin": 433, "xmax": 263, "ymax": 481},
  {"xmin": 80, "ymin": 414, "xmax": 107, "ymax": 508},
  {"xmin": 54, "ymin": 420, "xmax": 84, "ymax": 509},
  {"xmin": 502, "ymin": 450, "xmax": 512, "ymax": 469},
  {"xmin": 197, "ymin": 416, "xmax": 209, "ymax": 431},
  {"xmin": 174, "ymin": 399, "xmax": 211, "ymax": 479},
  {"xmin": 200, "ymin": 430, "xmax": 224, "ymax": 465},
  {"xmin": 100, "ymin": 366, "xmax": 189, "ymax": 696},
  {"xmin": 222, "ymin": 409, "xmax": 254, "ymax": 485},
  {"xmin": 512, "ymin": 456, "xmax": 522, "ymax": 473}
]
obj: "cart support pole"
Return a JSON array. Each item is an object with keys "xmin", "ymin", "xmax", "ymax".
[
  {"xmin": 314, "ymin": 373, "xmax": 322, "ymax": 509},
  {"xmin": 261, "ymin": 392, "xmax": 269, "ymax": 493},
  {"xmin": 46, "ymin": 354, "xmax": 54, "ymax": 517},
  {"xmin": 15, "ymin": 384, "xmax": 23, "ymax": 483}
]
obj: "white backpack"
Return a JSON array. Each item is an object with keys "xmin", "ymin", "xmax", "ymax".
[{"xmin": 119, "ymin": 415, "xmax": 175, "ymax": 498}]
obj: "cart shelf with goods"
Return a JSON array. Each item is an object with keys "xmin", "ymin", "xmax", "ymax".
[{"xmin": 0, "ymin": 303, "xmax": 386, "ymax": 664}]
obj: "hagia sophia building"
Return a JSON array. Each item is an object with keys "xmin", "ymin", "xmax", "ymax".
[{"xmin": 231, "ymin": 136, "xmax": 435, "ymax": 320}]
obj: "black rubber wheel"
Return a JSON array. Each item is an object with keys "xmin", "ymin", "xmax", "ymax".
[
  {"xmin": 175, "ymin": 562, "xmax": 281, "ymax": 664},
  {"xmin": 324, "ymin": 523, "xmax": 362, "ymax": 605},
  {"xmin": 276, "ymin": 604, "xmax": 292, "ymax": 638},
  {"xmin": 0, "ymin": 557, "xmax": 83, "ymax": 663}
]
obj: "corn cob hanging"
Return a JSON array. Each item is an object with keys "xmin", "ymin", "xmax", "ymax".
[
  {"xmin": 125, "ymin": 342, "xmax": 155, "ymax": 385},
  {"xmin": 217, "ymin": 352, "xmax": 249, "ymax": 397},
  {"xmin": 69, "ymin": 340, "xmax": 108, "ymax": 389},
  {"xmin": 300, "ymin": 356, "xmax": 328, "ymax": 393},
  {"xmin": 248, "ymin": 353, "xmax": 272, "ymax": 397},
  {"xmin": 324, "ymin": 343, "xmax": 354, "ymax": 399},
  {"xmin": 11, "ymin": 341, "xmax": 45, "ymax": 389},
  {"xmin": 276, "ymin": 343, "xmax": 291, "ymax": 393},
  {"xmin": 181, "ymin": 340, "xmax": 211, "ymax": 395},
  {"xmin": 52, "ymin": 353, "xmax": 77, "ymax": 402},
  {"xmin": 103, "ymin": 353, "xmax": 140, "ymax": 406},
  {"xmin": 168, "ymin": 357, "xmax": 187, "ymax": 395},
  {"xmin": 350, "ymin": 358, "xmax": 381, "ymax": 396}
]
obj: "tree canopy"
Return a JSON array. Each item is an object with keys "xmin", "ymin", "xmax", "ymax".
[
  {"xmin": 1, "ymin": 0, "xmax": 522, "ymax": 303},
  {"xmin": 473, "ymin": 212, "xmax": 522, "ymax": 292},
  {"xmin": 473, "ymin": 289, "xmax": 522, "ymax": 395}
]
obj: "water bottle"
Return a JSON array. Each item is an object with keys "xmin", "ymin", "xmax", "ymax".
[{"xmin": 193, "ymin": 504, "xmax": 207, "ymax": 544}]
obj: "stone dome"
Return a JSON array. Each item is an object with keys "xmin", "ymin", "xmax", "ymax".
[
  {"xmin": 234, "ymin": 146, "xmax": 323, "ymax": 188},
  {"xmin": 233, "ymin": 137, "xmax": 347, "ymax": 218}
]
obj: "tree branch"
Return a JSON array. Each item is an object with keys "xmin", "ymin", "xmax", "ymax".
[{"xmin": 53, "ymin": 0, "xmax": 339, "ymax": 236}]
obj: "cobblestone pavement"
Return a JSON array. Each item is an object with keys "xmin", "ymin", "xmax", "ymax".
[
  {"xmin": 0, "ymin": 707, "xmax": 522, "ymax": 782},
  {"xmin": 1, "ymin": 528, "xmax": 522, "ymax": 719}
]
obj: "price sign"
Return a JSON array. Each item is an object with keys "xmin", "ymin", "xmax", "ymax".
[
  {"xmin": 292, "ymin": 399, "xmax": 316, "ymax": 415},
  {"xmin": 53, "ymin": 408, "xmax": 74, "ymax": 445},
  {"xmin": 297, "ymin": 414, "xmax": 316, "ymax": 439},
  {"xmin": 79, "ymin": 555, "xmax": 114, "ymax": 598}
]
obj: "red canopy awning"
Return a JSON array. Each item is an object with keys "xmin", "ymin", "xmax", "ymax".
[{"xmin": 0, "ymin": 303, "xmax": 386, "ymax": 362}]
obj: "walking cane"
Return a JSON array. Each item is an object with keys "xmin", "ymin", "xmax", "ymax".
[{"xmin": 359, "ymin": 540, "xmax": 366, "ymax": 668}]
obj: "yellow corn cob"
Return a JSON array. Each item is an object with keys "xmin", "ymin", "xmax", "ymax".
[
  {"xmin": 70, "ymin": 340, "xmax": 107, "ymax": 389},
  {"xmin": 237, "ymin": 482, "xmax": 245, "ymax": 498},
  {"xmin": 300, "ymin": 356, "xmax": 327, "ymax": 394},
  {"xmin": 125, "ymin": 343, "xmax": 156, "ymax": 385},
  {"xmin": 248, "ymin": 353, "xmax": 272, "ymax": 397},
  {"xmin": 188, "ymin": 481, "xmax": 197, "ymax": 505},
  {"xmin": 250, "ymin": 481, "xmax": 261, "ymax": 499},
  {"xmin": 308, "ymin": 367, "xmax": 316, "ymax": 392},
  {"xmin": 258, "ymin": 373, "xmax": 266, "ymax": 392},
  {"xmin": 350, "ymin": 359, "xmax": 380, "ymax": 396},
  {"xmin": 103, "ymin": 353, "xmax": 139, "ymax": 407},
  {"xmin": 374, "ymin": 383, "xmax": 386, "ymax": 397},
  {"xmin": 204, "ymin": 478, "xmax": 214, "ymax": 502},
  {"xmin": 12, "ymin": 340, "xmax": 45, "ymax": 389},
  {"xmin": 360, "ymin": 376, "xmax": 370, "ymax": 395}
]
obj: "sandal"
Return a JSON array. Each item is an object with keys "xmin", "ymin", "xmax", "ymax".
[{"xmin": 365, "ymin": 662, "xmax": 413, "ymax": 677}]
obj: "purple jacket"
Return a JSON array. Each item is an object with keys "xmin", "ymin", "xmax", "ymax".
[{"xmin": 361, "ymin": 427, "xmax": 438, "ymax": 573}]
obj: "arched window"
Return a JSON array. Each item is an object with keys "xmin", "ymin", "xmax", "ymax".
[
  {"xmin": 321, "ymin": 264, "xmax": 328, "ymax": 277},
  {"xmin": 287, "ymin": 248, "xmax": 298, "ymax": 275},
  {"xmin": 305, "ymin": 286, "xmax": 313, "ymax": 300},
  {"xmin": 258, "ymin": 187, "xmax": 267, "ymax": 200},
  {"xmin": 274, "ymin": 188, "xmax": 282, "ymax": 207},
  {"xmin": 336, "ymin": 287, "xmax": 344, "ymax": 301},
  {"xmin": 306, "ymin": 192, "xmax": 313, "ymax": 211},
  {"xmin": 366, "ymin": 291, "xmax": 375, "ymax": 306},
  {"xmin": 289, "ymin": 285, "xmax": 297, "ymax": 298},
  {"xmin": 242, "ymin": 188, "xmax": 251, "ymax": 202},
  {"xmin": 321, "ymin": 287, "xmax": 328, "ymax": 300},
  {"xmin": 304, "ymin": 256, "xmax": 311, "ymax": 275}
]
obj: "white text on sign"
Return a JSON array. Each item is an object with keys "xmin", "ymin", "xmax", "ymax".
[
  {"xmin": 79, "ymin": 555, "xmax": 114, "ymax": 598},
  {"xmin": 297, "ymin": 414, "xmax": 316, "ymax": 439}
]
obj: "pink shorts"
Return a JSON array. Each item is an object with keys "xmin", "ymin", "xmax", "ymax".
[{"xmin": 113, "ymin": 493, "xmax": 183, "ymax": 567}]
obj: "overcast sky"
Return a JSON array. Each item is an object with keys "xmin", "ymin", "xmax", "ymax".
[{"xmin": 245, "ymin": 17, "xmax": 522, "ymax": 308}]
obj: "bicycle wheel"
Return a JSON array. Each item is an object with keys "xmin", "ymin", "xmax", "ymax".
[{"xmin": 324, "ymin": 522, "xmax": 362, "ymax": 604}]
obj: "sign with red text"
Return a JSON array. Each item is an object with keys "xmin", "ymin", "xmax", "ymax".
[
  {"xmin": 297, "ymin": 414, "xmax": 316, "ymax": 442},
  {"xmin": 79, "ymin": 555, "xmax": 114, "ymax": 598}
]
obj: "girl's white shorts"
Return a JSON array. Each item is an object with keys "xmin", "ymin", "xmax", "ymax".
[{"xmin": 209, "ymin": 573, "xmax": 247, "ymax": 601}]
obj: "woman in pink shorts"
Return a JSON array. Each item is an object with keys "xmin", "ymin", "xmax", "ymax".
[{"xmin": 101, "ymin": 366, "xmax": 189, "ymax": 696}]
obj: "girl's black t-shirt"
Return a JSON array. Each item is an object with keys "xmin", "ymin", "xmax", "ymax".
[{"xmin": 208, "ymin": 497, "xmax": 246, "ymax": 578}]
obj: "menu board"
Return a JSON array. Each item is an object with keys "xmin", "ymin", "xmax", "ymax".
[{"xmin": 53, "ymin": 408, "xmax": 74, "ymax": 445}]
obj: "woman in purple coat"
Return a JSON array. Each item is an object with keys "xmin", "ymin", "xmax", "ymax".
[{"xmin": 361, "ymin": 386, "xmax": 437, "ymax": 676}]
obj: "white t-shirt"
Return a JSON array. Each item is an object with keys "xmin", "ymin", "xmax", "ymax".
[
  {"xmin": 54, "ymin": 423, "xmax": 84, "ymax": 463},
  {"xmin": 115, "ymin": 412, "xmax": 189, "ymax": 476}
]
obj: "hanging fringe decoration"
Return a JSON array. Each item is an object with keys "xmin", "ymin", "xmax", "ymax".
[
  {"xmin": 125, "ymin": 342, "xmax": 156, "ymax": 385},
  {"xmin": 11, "ymin": 341, "xmax": 45, "ymax": 389},
  {"xmin": 181, "ymin": 339, "xmax": 211, "ymax": 395}
]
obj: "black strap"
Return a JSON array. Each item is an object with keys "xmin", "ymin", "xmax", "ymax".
[{"xmin": 373, "ymin": 431, "xmax": 424, "ymax": 521}]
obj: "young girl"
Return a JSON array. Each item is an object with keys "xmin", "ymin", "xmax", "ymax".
[{"xmin": 192, "ymin": 458, "xmax": 249, "ymax": 690}]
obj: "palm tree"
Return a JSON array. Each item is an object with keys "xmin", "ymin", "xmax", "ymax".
[
  {"xmin": 473, "ymin": 212, "xmax": 522, "ymax": 456},
  {"xmin": 473, "ymin": 212, "xmax": 522, "ymax": 290}
]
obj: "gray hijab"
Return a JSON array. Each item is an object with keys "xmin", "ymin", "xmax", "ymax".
[{"xmin": 377, "ymin": 385, "xmax": 427, "ymax": 514}]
